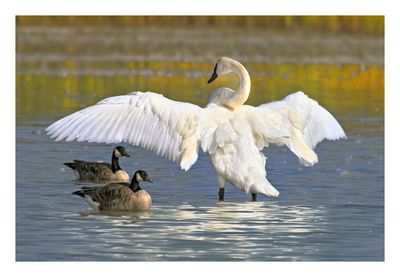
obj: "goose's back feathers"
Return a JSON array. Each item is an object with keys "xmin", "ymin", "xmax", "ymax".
[
  {"xmin": 47, "ymin": 92, "xmax": 203, "ymax": 171},
  {"xmin": 63, "ymin": 160, "xmax": 129, "ymax": 182}
]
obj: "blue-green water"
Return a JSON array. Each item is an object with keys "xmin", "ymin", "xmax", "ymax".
[{"xmin": 16, "ymin": 25, "xmax": 383, "ymax": 261}]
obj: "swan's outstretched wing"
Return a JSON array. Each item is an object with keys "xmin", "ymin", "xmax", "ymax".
[
  {"xmin": 46, "ymin": 92, "xmax": 203, "ymax": 170},
  {"xmin": 248, "ymin": 91, "xmax": 346, "ymax": 166}
]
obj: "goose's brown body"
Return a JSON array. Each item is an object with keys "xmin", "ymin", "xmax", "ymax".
[
  {"xmin": 64, "ymin": 146, "xmax": 130, "ymax": 183},
  {"xmin": 64, "ymin": 160, "xmax": 129, "ymax": 182},
  {"xmin": 73, "ymin": 170, "xmax": 153, "ymax": 211},
  {"xmin": 74, "ymin": 184, "xmax": 151, "ymax": 211}
]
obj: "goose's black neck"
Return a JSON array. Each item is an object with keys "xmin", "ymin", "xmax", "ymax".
[
  {"xmin": 111, "ymin": 152, "xmax": 122, "ymax": 173},
  {"xmin": 129, "ymin": 180, "xmax": 142, "ymax": 193}
]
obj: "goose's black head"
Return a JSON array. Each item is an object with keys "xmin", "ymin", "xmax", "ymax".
[
  {"xmin": 114, "ymin": 146, "xmax": 130, "ymax": 158},
  {"xmin": 133, "ymin": 170, "xmax": 153, "ymax": 183}
]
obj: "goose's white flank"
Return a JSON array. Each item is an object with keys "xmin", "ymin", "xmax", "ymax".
[{"xmin": 47, "ymin": 57, "xmax": 346, "ymax": 201}]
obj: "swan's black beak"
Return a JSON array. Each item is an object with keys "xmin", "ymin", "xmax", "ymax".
[{"xmin": 207, "ymin": 64, "xmax": 218, "ymax": 84}]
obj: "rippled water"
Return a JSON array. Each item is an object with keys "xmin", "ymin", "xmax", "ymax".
[{"xmin": 16, "ymin": 23, "xmax": 384, "ymax": 261}]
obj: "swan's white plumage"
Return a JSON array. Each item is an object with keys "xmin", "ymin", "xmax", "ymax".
[
  {"xmin": 248, "ymin": 91, "xmax": 346, "ymax": 166},
  {"xmin": 47, "ymin": 57, "xmax": 346, "ymax": 198},
  {"xmin": 47, "ymin": 92, "xmax": 202, "ymax": 171}
]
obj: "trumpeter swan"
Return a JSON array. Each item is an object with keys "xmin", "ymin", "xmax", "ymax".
[
  {"xmin": 47, "ymin": 57, "xmax": 346, "ymax": 201},
  {"xmin": 64, "ymin": 145, "xmax": 130, "ymax": 182},
  {"xmin": 73, "ymin": 170, "xmax": 153, "ymax": 211}
]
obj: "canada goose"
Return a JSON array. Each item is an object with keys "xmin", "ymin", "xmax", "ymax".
[
  {"xmin": 48, "ymin": 57, "xmax": 346, "ymax": 201},
  {"xmin": 72, "ymin": 170, "xmax": 153, "ymax": 211},
  {"xmin": 64, "ymin": 146, "xmax": 130, "ymax": 183}
]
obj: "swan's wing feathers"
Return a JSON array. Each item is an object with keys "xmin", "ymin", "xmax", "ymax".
[
  {"xmin": 251, "ymin": 91, "xmax": 346, "ymax": 165},
  {"xmin": 255, "ymin": 91, "xmax": 346, "ymax": 148},
  {"xmin": 46, "ymin": 92, "xmax": 203, "ymax": 170},
  {"xmin": 278, "ymin": 91, "xmax": 346, "ymax": 148},
  {"xmin": 302, "ymin": 98, "xmax": 347, "ymax": 149}
]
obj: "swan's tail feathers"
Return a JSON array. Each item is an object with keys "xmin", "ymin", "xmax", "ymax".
[
  {"xmin": 260, "ymin": 180, "xmax": 280, "ymax": 197},
  {"xmin": 286, "ymin": 91, "xmax": 347, "ymax": 149}
]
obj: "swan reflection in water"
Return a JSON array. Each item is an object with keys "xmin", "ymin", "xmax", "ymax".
[
  {"xmin": 157, "ymin": 202, "xmax": 327, "ymax": 236},
  {"xmin": 71, "ymin": 202, "xmax": 327, "ymax": 260}
]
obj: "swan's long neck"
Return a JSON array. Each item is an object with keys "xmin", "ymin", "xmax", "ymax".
[{"xmin": 227, "ymin": 60, "xmax": 251, "ymax": 109}]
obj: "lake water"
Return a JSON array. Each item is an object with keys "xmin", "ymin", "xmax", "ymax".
[{"xmin": 16, "ymin": 24, "xmax": 384, "ymax": 261}]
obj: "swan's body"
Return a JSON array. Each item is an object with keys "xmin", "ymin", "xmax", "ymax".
[
  {"xmin": 64, "ymin": 146, "xmax": 130, "ymax": 183},
  {"xmin": 47, "ymin": 57, "xmax": 346, "ymax": 200},
  {"xmin": 72, "ymin": 170, "xmax": 153, "ymax": 211}
]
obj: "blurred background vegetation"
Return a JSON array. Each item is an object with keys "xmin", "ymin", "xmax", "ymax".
[
  {"xmin": 17, "ymin": 16, "xmax": 384, "ymax": 35},
  {"xmin": 16, "ymin": 16, "xmax": 384, "ymax": 125}
]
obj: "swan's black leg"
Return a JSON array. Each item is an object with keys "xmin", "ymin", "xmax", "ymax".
[
  {"xmin": 219, "ymin": 188, "xmax": 225, "ymax": 201},
  {"xmin": 251, "ymin": 193, "xmax": 257, "ymax": 201}
]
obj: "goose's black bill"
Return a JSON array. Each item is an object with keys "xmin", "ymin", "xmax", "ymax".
[{"xmin": 116, "ymin": 146, "xmax": 130, "ymax": 157}]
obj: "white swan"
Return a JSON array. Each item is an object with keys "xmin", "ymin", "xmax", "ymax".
[{"xmin": 46, "ymin": 57, "xmax": 346, "ymax": 201}]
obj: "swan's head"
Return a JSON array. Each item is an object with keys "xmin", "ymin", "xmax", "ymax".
[
  {"xmin": 114, "ymin": 146, "xmax": 130, "ymax": 158},
  {"xmin": 207, "ymin": 57, "xmax": 235, "ymax": 84}
]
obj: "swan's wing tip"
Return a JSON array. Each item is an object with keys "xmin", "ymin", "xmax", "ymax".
[{"xmin": 303, "ymin": 97, "xmax": 347, "ymax": 148}]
